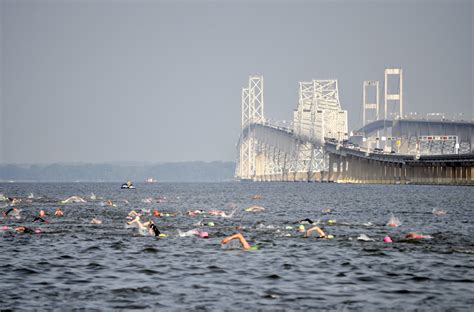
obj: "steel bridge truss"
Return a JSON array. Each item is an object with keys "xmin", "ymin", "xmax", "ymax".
[{"xmin": 236, "ymin": 76, "xmax": 343, "ymax": 181}]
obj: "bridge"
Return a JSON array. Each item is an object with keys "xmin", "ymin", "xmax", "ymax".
[{"xmin": 234, "ymin": 71, "xmax": 474, "ymax": 185}]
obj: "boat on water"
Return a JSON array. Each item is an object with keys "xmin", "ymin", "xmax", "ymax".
[{"xmin": 121, "ymin": 181, "xmax": 136, "ymax": 189}]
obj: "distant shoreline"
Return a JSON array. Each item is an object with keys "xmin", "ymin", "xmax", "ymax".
[{"xmin": 0, "ymin": 161, "xmax": 236, "ymax": 183}]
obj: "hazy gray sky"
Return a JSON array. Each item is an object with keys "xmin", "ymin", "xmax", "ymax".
[{"xmin": 1, "ymin": 0, "xmax": 472, "ymax": 164}]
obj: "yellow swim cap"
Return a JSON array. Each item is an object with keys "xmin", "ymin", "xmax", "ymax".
[
  {"xmin": 159, "ymin": 233, "xmax": 168, "ymax": 237},
  {"xmin": 327, "ymin": 234, "xmax": 334, "ymax": 239}
]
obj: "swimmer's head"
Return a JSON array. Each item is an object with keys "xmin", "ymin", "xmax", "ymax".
[
  {"xmin": 199, "ymin": 231, "xmax": 209, "ymax": 238},
  {"xmin": 207, "ymin": 222, "xmax": 215, "ymax": 227},
  {"xmin": 298, "ymin": 225, "xmax": 305, "ymax": 232},
  {"xmin": 39, "ymin": 210, "xmax": 46, "ymax": 217},
  {"xmin": 327, "ymin": 219, "xmax": 335, "ymax": 225},
  {"xmin": 383, "ymin": 236, "xmax": 392, "ymax": 243}
]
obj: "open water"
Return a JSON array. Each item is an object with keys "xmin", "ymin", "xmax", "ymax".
[{"xmin": 0, "ymin": 182, "xmax": 473, "ymax": 311}]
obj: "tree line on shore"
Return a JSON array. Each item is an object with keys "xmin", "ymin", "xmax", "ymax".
[{"xmin": 0, "ymin": 161, "xmax": 235, "ymax": 182}]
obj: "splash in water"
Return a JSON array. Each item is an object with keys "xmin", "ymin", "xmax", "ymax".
[{"xmin": 386, "ymin": 213, "xmax": 401, "ymax": 227}]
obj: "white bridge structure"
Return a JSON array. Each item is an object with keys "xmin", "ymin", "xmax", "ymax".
[
  {"xmin": 235, "ymin": 71, "xmax": 474, "ymax": 185},
  {"xmin": 235, "ymin": 75, "xmax": 348, "ymax": 181}
]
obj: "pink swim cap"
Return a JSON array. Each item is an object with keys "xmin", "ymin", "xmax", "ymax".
[
  {"xmin": 383, "ymin": 236, "xmax": 392, "ymax": 243},
  {"xmin": 2, "ymin": 226, "xmax": 9, "ymax": 231},
  {"xmin": 34, "ymin": 229, "xmax": 42, "ymax": 234},
  {"xmin": 199, "ymin": 231, "xmax": 209, "ymax": 238}
]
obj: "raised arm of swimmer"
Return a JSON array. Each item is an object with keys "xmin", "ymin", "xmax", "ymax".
[
  {"xmin": 221, "ymin": 233, "xmax": 251, "ymax": 250},
  {"xmin": 305, "ymin": 226, "xmax": 326, "ymax": 238}
]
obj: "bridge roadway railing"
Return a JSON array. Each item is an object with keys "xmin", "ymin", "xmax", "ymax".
[
  {"xmin": 324, "ymin": 142, "xmax": 474, "ymax": 185},
  {"xmin": 239, "ymin": 122, "xmax": 474, "ymax": 185}
]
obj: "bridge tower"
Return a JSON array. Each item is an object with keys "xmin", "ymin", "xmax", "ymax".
[
  {"xmin": 384, "ymin": 68, "xmax": 403, "ymax": 120},
  {"xmin": 236, "ymin": 76, "xmax": 264, "ymax": 180},
  {"xmin": 363, "ymin": 80, "xmax": 379, "ymax": 126}
]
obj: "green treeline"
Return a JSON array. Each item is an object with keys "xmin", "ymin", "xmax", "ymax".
[{"xmin": 0, "ymin": 161, "xmax": 235, "ymax": 182}]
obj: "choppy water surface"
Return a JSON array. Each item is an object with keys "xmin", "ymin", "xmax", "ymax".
[{"xmin": 0, "ymin": 182, "xmax": 473, "ymax": 311}]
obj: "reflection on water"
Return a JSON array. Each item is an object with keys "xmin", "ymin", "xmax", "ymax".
[{"xmin": 0, "ymin": 182, "xmax": 473, "ymax": 310}]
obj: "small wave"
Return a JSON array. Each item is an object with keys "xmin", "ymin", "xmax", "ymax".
[
  {"xmin": 13, "ymin": 267, "xmax": 39, "ymax": 276},
  {"xmin": 264, "ymin": 274, "xmax": 281, "ymax": 280},
  {"xmin": 142, "ymin": 247, "xmax": 159, "ymax": 253},
  {"xmin": 137, "ymin": 268, "xmax": 159, "ymax": 275},
  {"xmin": 111, "ymin": 286, "xmax": 156, "ymax": 295}
]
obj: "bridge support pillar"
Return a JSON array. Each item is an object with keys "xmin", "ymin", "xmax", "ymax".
[
  {"xmin": 382, "ymin": 163, "xmax": 386, "ymax": 184},
  {"xmin": 334, "ymin": 154, "xmax": 340, "ymax": 182},
  {"xmin": 340, "ymin": 157, "xmax": 347, "ymax": 182},
  {"xmin": 462, "ymin": 166, "xmax": 469, "ymax": 184},
  {"xmin": 400, "ymin": 165, "xmax": 406, "ymax": 184},
  {"xmin": 356, "ymin": 157, "xmax": 361, "ymax": 183},
  {"xmin": 377, "ymin": 161, "xmax": 384, "ymax": 183},
  {"xmin": 328, "ymin": 154, "xmax": 334, "ymax": 182}
]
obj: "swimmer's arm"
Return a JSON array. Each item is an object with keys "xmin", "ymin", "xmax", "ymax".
[
  {"xmin": 221, "ymin": 233, "xmax": 251, "ymax": 250},
  {"xmin": 305, "ymin": 226, "xmax": 326, "ymax": 238},
  {"xmin": 127, "ymin": 217, "xmax": 141, "ymax": 226}
]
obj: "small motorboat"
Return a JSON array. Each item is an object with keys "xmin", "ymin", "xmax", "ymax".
[{"xmin": 121, "ymin": 181, "xmax": 136, "ymax": 189}]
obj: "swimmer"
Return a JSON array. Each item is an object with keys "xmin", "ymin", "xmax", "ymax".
[
  {"xmin": 153, "ymin": 209, "xmax": 161, "ymax": 217},
  {"xmin": 0, "ymin": 194, "xmax": 8, "ymax": 201},
  {"xmin": 54, "ymin": 208, "xmax": 64, "ymax": 217},
  {"xmin": 27, "ymin": 193, "xmax": 34, "ymax": 199},
  {"xmin": 297, "ymin": 218, "xmax": 315, "ymax": 225},
  {"xmin": 357, "ymin": 234, "xmax": 374, "ymax": 242},
  {"xmin": 187, "ymin": 209, "xmax": 205, "ymax": 216},
  {"xmin": 297, "ymin": 224, "xmax": 306, "ymax": 233},
  {"xmin": 2, "ymin": 207, "xmax": 21, "ymax": 219},
  {"xmin": 221, "ymin": 233, "xmax": 252, "ymax": 250},
  {"xmin": 32, "ymin": 216, "xmax": 47, "ymax": 223},
  {"xmin": 386, "ymin": 213, "xmax": 401, "ymax": 227},
  {"xmin": 9, "ymin": 198, "xmax": 22, "ymax": 206},
  {"xmin": 105, "ymin": 200, "xmax": 116, "ymax": 207},
  {"xmin": 405, "ymin": 232, "xmax": 428, "ymax": 239},
  {"xmin": 208, "ymin": 209, "xmax": 237, "ymax": 218},
  {"xmin": 127, "ymin": 217, "xmax": 161, "ymax": 236},
  {"xmin": 90, "ymin": 218, "xmax": 102, "ymax": 225},
  {"xmin": 61, "ymin": 196, "xmax": 86, "ymax": 204},
  {"xmin": 39, "ymin": 210, "xmax": 46, "ymax": 218},
  {"xmin": 141, "ymin": 198, "xmax": 153, "ymax": 204},
  {"xmin": 15, "ymin": 226, "xmax": 35, "ymax": 234},
  {"xmin": 178, "ymin": 229, "xmax": 209, "ymax": 238},
  {"xmin": 251, "ymin": 194, "xmax": 263, "ymax": 200},
  {"xmin": 305, "ymin": 226, "xmax": 327, "ymax": 238},
  {"xmin": 156, "ymin": 197, "xmax": 167, "ymax": 203},
  {"xmin": 432, "ymin": 208, "xmax": 447, "ymax": 216},
  {"xmin": 244, "ymin": 205, "xmax": 265, "ymax": 212},
  {"xmin": 90, "ymin": 193, "xmax": 97, "ymax": 200},
  {"xmin": 322, "ymin": 208, "xmax": 332, "ymax": 214},
  {"xmin": 193, "ymin": 220, "xmax": 204, "ymax": 226}
]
